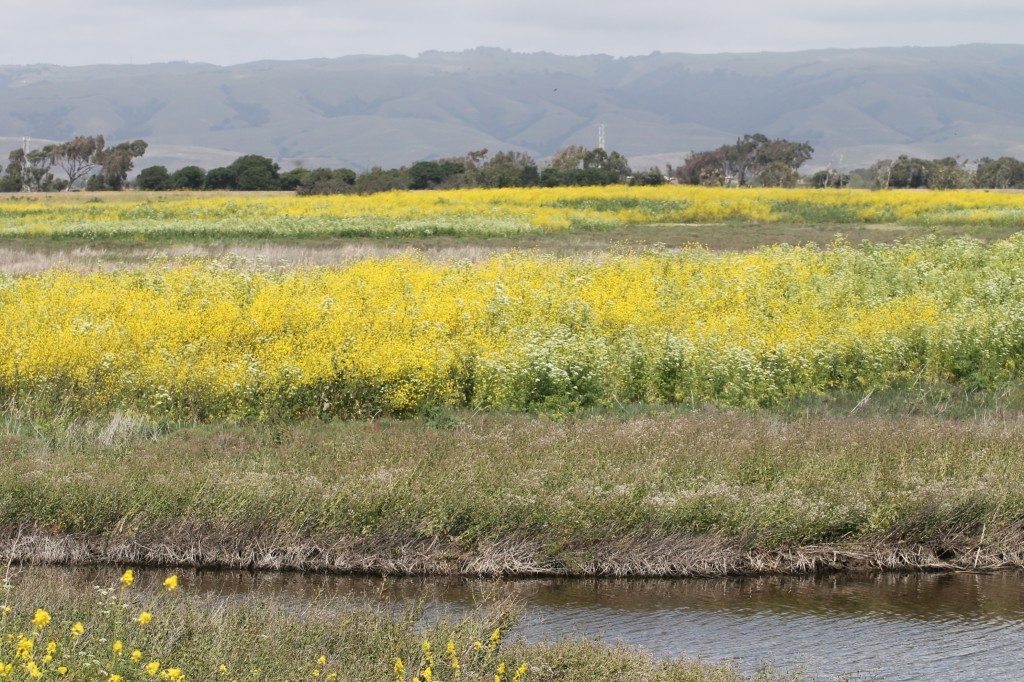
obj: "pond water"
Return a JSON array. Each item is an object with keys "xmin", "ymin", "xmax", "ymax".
[{"xmin": 22, "ymin": 567, "xmax": 1024, "ymax": 680}]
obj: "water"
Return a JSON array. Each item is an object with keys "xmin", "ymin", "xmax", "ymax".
[{"xmin": 22, "ymin": 568, "xmax": 1024, "ymax": 680}]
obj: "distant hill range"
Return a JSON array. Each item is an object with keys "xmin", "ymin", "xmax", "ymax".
[{"xmin": 3, "ymin": 44, "xmax": 1024, "ymax": 172}]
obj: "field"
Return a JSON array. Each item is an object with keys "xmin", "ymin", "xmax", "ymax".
[
  {"xmin": 3, "ymin": 185, "xmax": 1024, "ymax": 679},
  {"xmin": 4, "ymin": 186, "xmax": 1024, "ymax": 242},
  {"xmin": 4, "ymin": 238, "xmax": 1024, "ymax": 420}
]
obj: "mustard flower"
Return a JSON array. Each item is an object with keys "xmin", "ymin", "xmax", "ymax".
[{"xmin": 31, "ymin": 609, "xmax": 51, "ymax": 630}]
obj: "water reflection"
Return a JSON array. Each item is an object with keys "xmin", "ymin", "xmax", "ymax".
[{"xmin": 19, "ymin": 567, "xmax": 1024, "ymax": 680}]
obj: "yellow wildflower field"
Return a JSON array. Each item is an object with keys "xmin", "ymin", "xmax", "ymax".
[
  {"xmin": 3, "ymin": 186, "xmax": 1024, "ymax": 239},
  {"xmin": 1, "ymin": 236, "xmax": 1022, "ymax": 419}
]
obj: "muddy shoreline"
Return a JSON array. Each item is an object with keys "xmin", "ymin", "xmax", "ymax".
[{"xmin": 5, "ymin": 527, "xmax": 1022, "ymax": 578}]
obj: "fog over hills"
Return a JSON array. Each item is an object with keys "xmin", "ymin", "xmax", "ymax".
[{"xmin": 3, "ymin": 44, "xmax": 1024, "ymax": 172}]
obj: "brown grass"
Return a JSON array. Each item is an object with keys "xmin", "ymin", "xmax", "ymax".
[{"xmin": 3, "ymin": 407, "xmax": 1024, "ymax": 577}]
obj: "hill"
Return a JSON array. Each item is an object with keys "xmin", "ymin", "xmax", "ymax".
[{"xmin": 3, "ymin": 45, "xmax": 1024, "ymax": 171}]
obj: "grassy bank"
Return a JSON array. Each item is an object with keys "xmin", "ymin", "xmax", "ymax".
[
  {"xmin": 3, "ymin": 406, "xmax": 1023, "ymax": 576},
  {"xmin": 5, "ymin": 186, "xmax": 1024, "ymax": 242},
  {"xmin": 0, "ymin": 567, "xmax": 759, "ymax": 681}
]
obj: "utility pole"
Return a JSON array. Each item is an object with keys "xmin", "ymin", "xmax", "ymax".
[
  {"xmin": 21, "ymin": 137, "xmax": 30, "ymax": 192},
  {"xmin": 598, "ymin": 124, "xmax": 606, "ymax": 151}
]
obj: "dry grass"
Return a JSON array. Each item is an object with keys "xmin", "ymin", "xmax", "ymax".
[
  {"xmin": 1, "ymin": 564, "xmax": 761, "ymax": 681},
  {"xmin": 0, "ymin": 220, "xmax": 1020, "ymax": 274},
  {"xmin": 3, "ymin": 407, "xmax": 1023, "ymax": 577}
]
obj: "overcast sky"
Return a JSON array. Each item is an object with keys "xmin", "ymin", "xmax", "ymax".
[{"xmin": 4, "ymin": 0, "xmax": 1024, "ymax": 65}]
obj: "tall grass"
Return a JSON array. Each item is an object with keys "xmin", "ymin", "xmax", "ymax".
[{"xmin": 3, "ymin": 409, "xmax": 1024, "ymax": 575}]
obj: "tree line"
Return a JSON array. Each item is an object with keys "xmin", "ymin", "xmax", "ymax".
[
  {"xmin": 7, "ymin": 132, "xmax": 1024, "ymax": 194},
  {"xmin": 133, "ymin": 146, "xmax": 650, "ymax": 194},
  {"xmin": 669, "ymin": 135, "xmax": 1024, "ymax": 190}
]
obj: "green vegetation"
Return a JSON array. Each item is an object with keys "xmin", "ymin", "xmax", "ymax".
[{"xmin": 3, "ymin": 401, "xmax": 1023, "ymax": 576}]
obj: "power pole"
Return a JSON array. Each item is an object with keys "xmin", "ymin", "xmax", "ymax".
[
  {"xmin": 598, "ymin": 124, "xmax": 606, "ymax": 151},
  {"xmin": 21, "ymin": 137, "xmax": 30, "ymax": 192}
]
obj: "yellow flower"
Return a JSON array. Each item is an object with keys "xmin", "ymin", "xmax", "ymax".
[
  {"xmin": 163, "ymin": 575, "xmax": 179, "ymax": 592},
  {"xmin": 113, "ymin": 639, "xmax": 124, "ymax": 655},
  {"xmin": 138, "ymin": 611, "xmax": 153, "ymax": 625},
  {"xmin": 121, "ymin": 569, "xmax": 135, "ymax": 587},
  {"xmin": 1, "ymin": 606, "xmax": 10, "ymax": 615},
  {"xmin": 494, "ymin": 661, "xmax": 507, "ymax": 682},
  {"xmin": 16, "ymin": 636, "xmax": 34, "ymax": 659},
  {"xmin": 146, "ymin": 661, "xmax": 161, "ymax": 676},
  {"xmin": 31, "ymin": 609, "xmax": 51, "ymax": 630},
  {"xmin": 70, "ymin": 622, "xmax": 85, "ymax": 638},
  {"xmin": 512, "ymin": 663, "xmax": 529, "ymax": 682},
  {"xmin": 446, "ymin": 640, "xmax": 461, "ymax": 677},
  {"xmin": 46, "ymin": 641, "xmax": 57, "ymax": 655},
  {"xmin": 316, "ymin": 656, "xmax": 327, "ymax": 666},
  {"xmin": 57, "ymin": 666, "xmax": 69, "ymax": 676},
  {"xmin": 394, "ymin": 657, "xmax": 405, "ymax": 682},
  {"xmin": 132, "ymin": 649, "xmax": 144, "ymax": 662},
  {"xmin": 24, "ymin": 661, "xmax": 42, "ymax": 679},
  {"xmin": 110, "ymin": 676, "xmax": 123, "ymax": 682},
  {"xmin": 219, "ymin": 664, "xmax": 228, "ymax": 675},
  {"xmin": 161, "ymin": 667, "xmax": 185, "ymax": 681}
]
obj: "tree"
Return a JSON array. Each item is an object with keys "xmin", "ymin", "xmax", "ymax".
[
  {"xmin": 204, "ymin": 167, "xmax": 236, "ymax": 190},
  {"xmin": 136, "ymin": 165, "xmax": 171, "ymax": 191},
  {"xmin": 809, "ymin": 169, "xmax": 850, "ymax": 188},
  {"xmin": 870, "ymin": 159, "xmax": 895, "ymax": 189},
  {"xmin": 294, "ymin": 167, "xmax": 358, "ymax": 195},
  {"xmin": 22, "ymin": 149, "xmax": 56, "ymax": 192},
  {"xmin": 752, "ymin": 138, "xmax": 814, "ymax": 175},
  {"xmin": 279, "ymin": 167, "xmax": 310, "ymax": 191},
  {"xmin": 0, "ymin": 149, "xmax": 26, "ymax": 192},
  {"xmin": 887, "ymin": 156, "xmax": 930, "ymax": 189},
  {"xmin": 927, "ymin": 157, "xmax": 971, "ymax": 190},
  {"xmin": 757, "ymin": 161, "xmax": 799, "ymax": 187},
  {"xmin": 228, "ymin": 155, "xmax": 280, "ymax": 191},
  {"xmin": 548, "ymin": 145, "xmax": 588, "ymax": 173},
  {"xmin": 478, "ymin": 151, "xmax": 539, "ymax": 188},
  {"xmin": 94, "ymin": 139, "xmax": 148, "ymax": 190},
  {"xmin": 47, "ymin": 135, "xmax": 104, "ymax": 190},
  {"xmin": 720, "ymin": 133, "xmax": 768, "ymax": 185},
  {"xmin": 541, "ymin": 146, "xmax": 631, "ymax": 186},
  {"xmin": 672, "ymin": 150, "xmax": 726, "ymax": 186},
  {"xmin": 629, "ymin": 167, "xmax": 666, "ymax": 186},
  {"xmin": 975, "ymin": 157, "xmax": 1024, "ymax": 189},
  {"xmin": 408, "ymin": 159, "xmax": 465, "ymax": 190},
  {"xmin": 351, "ymin": 166, "xmax": 411, "ymax": 194},
  {"xmin": 170, "ymin": 165, "xmax": 207, "ymax": 190}
]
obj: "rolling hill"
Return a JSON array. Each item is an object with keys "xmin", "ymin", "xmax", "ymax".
[{"xmin": 3, "ymin": 44, "xmax": 1024, "ymax": 172}]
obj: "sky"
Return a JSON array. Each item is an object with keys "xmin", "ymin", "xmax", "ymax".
[{"xmin": 3, "ymin": 0, "xmax": 1024, "ymax": 65}]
